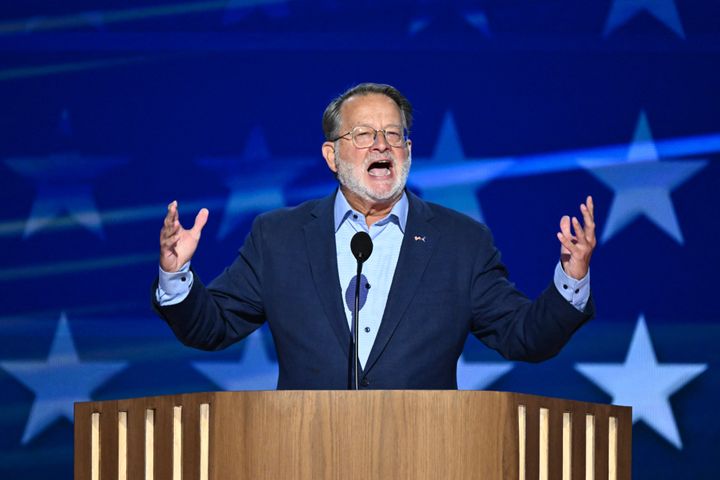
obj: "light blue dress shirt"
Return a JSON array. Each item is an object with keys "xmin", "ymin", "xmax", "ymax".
[
  {"xmin": 157, "ymin": 191, "xmax": 590, "ymax": 367},
  {"xmin": 333, "ymin": 190, "xmax": 408, "ymax": 368}
]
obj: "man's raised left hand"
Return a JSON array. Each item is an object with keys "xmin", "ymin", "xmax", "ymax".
[{"xmin": 557, "ymin": 196, "xmax": 596, "ymax": 280}]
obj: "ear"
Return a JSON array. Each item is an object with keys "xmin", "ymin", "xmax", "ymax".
[
  {"xmin": 406, "ymin": 138, "xmax": 412, "ymax": 155},
  {"xmin": 322, "ymin": 141, "xmax": 337, "ymax": 173}
]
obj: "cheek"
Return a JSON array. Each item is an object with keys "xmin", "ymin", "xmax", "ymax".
[{"xmin": 343, "ymin": 152, "xmax": 367, "ymax": 170}]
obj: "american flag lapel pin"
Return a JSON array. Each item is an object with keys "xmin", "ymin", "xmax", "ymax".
[{"xmin": 414, "ymin": 235, "xmax": 426, "ymax": 242}]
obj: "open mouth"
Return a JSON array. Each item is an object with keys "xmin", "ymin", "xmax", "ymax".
[{"xmin": 367, "ymin": 160, "xmax": 392, "ymax": 177}]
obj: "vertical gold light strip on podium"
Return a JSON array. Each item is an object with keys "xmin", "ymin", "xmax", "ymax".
[
  {"xmin": 585, "ymin": 414, "xmax": 595, "ymax": 480},
  {"xmin": 118, "ymin": 411, "xmax": 128, "ymax": 480},
  {"xmin": 562, "ymin": 412, "xmax": 572, "ymax": 480},
  {"xmin": 539, "ymin": 408, "xmax": 549, "ymax": 480},
  {"xmin": 517, "ymin": 405, "xmax": 526, "ymax": 480},
  {"xmin": 608, "ymin": 416, "xmax": 618, "ymax": 480},
  {"xmin": 146, "ymin": 409, "xmax": 155, "ymax": 480},
  {"xmin": 200, "ymin": 403, "xmax": 210, "ymax": 480},
  {"xmin": 91, "ymin": 412, "xmax": 100, "ymax": 480},
  {"xmin": 173, "ymin": 406, "xmax": 182, "ymax": 480}
]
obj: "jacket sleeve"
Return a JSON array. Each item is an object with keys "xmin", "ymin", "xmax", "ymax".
[
  {"xmin": 151, "ymin": 215, "xmax": 267, "ymax": 351},
  {"xmin": 469, "ymin": 226, "xmax": 594, "ymax": 362}
]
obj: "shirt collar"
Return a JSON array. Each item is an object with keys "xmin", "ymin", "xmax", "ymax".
[{"xmin": 333, "ymin": 189, "xmax": 408, "ymax": 233}]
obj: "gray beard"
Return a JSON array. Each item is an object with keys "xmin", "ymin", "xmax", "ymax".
[{"xmin": 335, "ymin": 150, "xmax": 412, "ymax": 204}]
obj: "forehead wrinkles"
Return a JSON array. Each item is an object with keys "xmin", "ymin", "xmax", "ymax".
[{"xmin": 340, "ymin": 94, "xmax": 403, "ymax": 129}]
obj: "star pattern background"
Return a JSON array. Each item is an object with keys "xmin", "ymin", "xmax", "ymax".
[{"xmin": 0, "ymin": 1, "xmax": 718, "ymax": 478}]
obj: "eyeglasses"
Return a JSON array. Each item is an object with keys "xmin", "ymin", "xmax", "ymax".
[{"xmin": 331, "ymin": 126, "xmax": 407, "ymax": 148}]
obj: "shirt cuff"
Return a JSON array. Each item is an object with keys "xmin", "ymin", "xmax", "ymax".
[
  {"xmin": 554, "ymin": 261, "xmax": 590, "ymax": 312},
  {"xmin": 156, "ymin": 262, "xmax": 193, "ymax": 306}
]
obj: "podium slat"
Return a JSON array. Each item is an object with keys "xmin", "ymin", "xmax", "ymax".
[{"xmin": 99, "ymin": 401, "xmax": 119, "ymax": 480}]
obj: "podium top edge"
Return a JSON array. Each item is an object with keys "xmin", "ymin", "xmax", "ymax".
[{"xmin": 73, "ymin": 389, "xmax": 631, "ymax": 413}]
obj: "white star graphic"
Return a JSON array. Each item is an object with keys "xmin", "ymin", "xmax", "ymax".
[
  {"xmin": 192, "ymin": 328, "xmax": 278, "ymax": 390},
  {"xmin": 581, "ymin": 111, "xmax": 706, "ymax": 244},
  {"xmin": 603, "ymin": 0, "xmax": 685, "ymax": 38},
  {"xmin": 457, "ymin": 356, "xmax": 513, "ymax": 390},
  {"xmin": 576, "ymin": 315, "xmax": 706, "ymax": 449},
  {"xmin": 197, "ymin": 126, "xmax": 312, "ymax": 239},
  {"xmin": 0, "ymin": 313, "xmax": 128, "ymax": 444},
  {"xmin": 411, "ymin": 111, "xmax": 513, "ymax": 222}
]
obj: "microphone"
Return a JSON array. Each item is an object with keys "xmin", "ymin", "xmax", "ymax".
[
  {"xmin": 351, "ymin": 231, "xmax": 373, "ymax": 264},
  {"xmin": 350, "ymin": 231, "xmax": 373, "ymax": 390}
]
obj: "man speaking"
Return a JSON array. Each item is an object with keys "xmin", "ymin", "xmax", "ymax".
[{"xmin": 152, "ymin": 83, "xmax": 596, "ymax": 390}]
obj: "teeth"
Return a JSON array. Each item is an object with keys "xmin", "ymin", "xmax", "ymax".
[{"xmin": 368, "ymin": 168, "xmax": 391, "ymax": 177}]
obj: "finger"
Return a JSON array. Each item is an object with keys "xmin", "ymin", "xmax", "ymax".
[
  {"xmin": 160, "ymin": 226, "xmax": 180, "ymax": 243},
  {"xmin": 556, "ymin": 232, "xmax": 577, "ymax": 253},
  {"xmin": 571, "ymin": 216, "xmax": 587, "ymax": 243},
  {"xmin": 164, "ymin": 215, "xmax": 181, "ymax": 233},
  {"xmin": 191, "ymin": 208, "xmax": 209, "ymax": 237},
  {"xmin": 580, "ymin": 204, "xmax": 596, "ymax": 244},
  {"xmin": 580, "ymin": 203, "xmax": 595, "ymax": 229},
  {"xmin": 163, "ymin": 205, "xmax": 174, "ymax": 228},
  {"xmin": 171, "ymin": 201, "xmax": 180, "ymax": 227},
  {"xmin": 586, "ymin": 195, "xmax": 594, "ymax": 218},
  {"xmin": 160, "ymin": 232, "xmax": 180, "ymax": 251},
  {"xmin": 164, "ymin": 200, "xmax": 178, "ymax": 227},
  {"xmin": 559, "ymin": 215, "xmax": 575, "ymax": 242}
]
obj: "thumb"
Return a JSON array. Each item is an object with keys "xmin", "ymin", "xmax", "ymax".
[{"xmin": 191, "ymin": 208, "xmax": 209, "ymax": 236}]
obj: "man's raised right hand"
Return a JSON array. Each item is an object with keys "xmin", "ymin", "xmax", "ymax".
[{"xmin": 159, "ymin": 201, "xmax": 209, "ymax": 273}]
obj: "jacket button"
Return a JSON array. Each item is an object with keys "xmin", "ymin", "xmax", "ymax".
[{"xmin": 361, "ymin": 378, "xmax": 370, "ymax": 387}]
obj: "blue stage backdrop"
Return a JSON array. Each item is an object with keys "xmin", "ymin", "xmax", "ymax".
[{"xmin": 1, "ymin": 1, "xmax": 719, "ymax": 478}]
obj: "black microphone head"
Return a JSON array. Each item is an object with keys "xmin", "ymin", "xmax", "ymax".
[{"xmin": 350, "ymin": 231, "xmax": 373, "ymax": 263}]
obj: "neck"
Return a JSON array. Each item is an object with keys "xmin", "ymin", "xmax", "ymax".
[{"xmin": 340, "ymin": 187, "xmax": 402, "ymax": 227}]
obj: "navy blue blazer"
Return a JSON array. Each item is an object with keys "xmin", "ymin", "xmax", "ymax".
[{"xmin": 153, "ymin": 190, "xmax": 593, "ymax": 389}]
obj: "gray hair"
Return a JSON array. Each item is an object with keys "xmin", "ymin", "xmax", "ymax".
[{"xmin": 322, "ymin": 83, "xmax": 413, "ymax": 140}]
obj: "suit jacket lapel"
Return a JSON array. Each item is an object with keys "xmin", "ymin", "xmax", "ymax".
[
  {"xmin": 303, "ymin": 192, "xmax": 351, "ymax": 358},
  {"xmin": 363, "ymin": 192, "xmax": 440, "ymax": 373}
]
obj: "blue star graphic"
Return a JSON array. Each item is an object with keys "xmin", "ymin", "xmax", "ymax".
[
  {"xmin": 576, "ymin": 314, "xmax": 706, "ymax": 449},
  {"xmin": 3, "ymin": 110, "xmax": 126, "ymax": 238},
  {"xmin": 463, "ymin": 9, "xmax": 491, "ymax": 36},
  {"xmin": 409, "ymin": 8, "xmax": 491, "ymax": 36},
  {"xmin": 411, "ymin": 111, "xmax": 514, "ymax": 222},
  {"xmin": 197, "ymin": 126, "xmax": 313, "ymax": 239},
  {"xmin": 4, "ymin": 153, "xmax": 126, "ymax": 238},
  {"xmin": 457, "ymin": 356, "xmax": 513, "ymax": 390},
  {"xmin": 603, "ymin": 0, "xmax": 685, "ymax": 38},
  {"xmin": 192, "ymin": 329, "xmax": 278, "ymax": 390},
  {"xmin": 581, "ymin": 111, "xmax": 707, "ymax": 244},
  {"xmin": 0, "ymin": 313, "xmax": 127, "ymax": 445}
]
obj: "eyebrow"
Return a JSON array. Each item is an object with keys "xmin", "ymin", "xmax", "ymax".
[{"xmin": 351, "ymin": 123, "xmax": 403, "ymax": 129}]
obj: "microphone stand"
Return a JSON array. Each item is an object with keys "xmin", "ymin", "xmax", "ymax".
[
  {"xmin": 353, "ymin": 260, "xmax": 362, "ymax": 390},
  {"xmin": 349, "ymin": 231, "xmax": 372, "ymax": 390}
]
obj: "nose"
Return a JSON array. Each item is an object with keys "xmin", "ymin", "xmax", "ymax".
[{"xmin": 371, "ymin": 130, "xmax": 390, "ymax": 152}]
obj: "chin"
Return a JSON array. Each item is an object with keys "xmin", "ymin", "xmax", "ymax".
[{"xmin": 361, "ymin": 182, "xmax": 405, "ymax": 203}]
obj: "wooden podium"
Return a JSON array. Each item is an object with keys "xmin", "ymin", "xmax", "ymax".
[{"xmin": 75, "ymin": 391, "xmax": 631, "ymax": 479}]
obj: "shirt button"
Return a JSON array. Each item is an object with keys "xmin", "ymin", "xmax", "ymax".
[
  {"xmin": 575, "ymin": 289, "xmax": 580, "ymax": 294},
  {"xmin": 353, "ymin": 214, "xmax": 358, "ymax": 220},
  {"xmin": 181, "ymin": 276, "xmax": 187, "ymax": 282},
  {"xmin": 562, "ymin": 284, "xmax": 568, "ymax": 290},
  {"xmin": 366, "ymin": 283, "xmax": 371, "ymax": 289},
  {"xmin": 361, "ymin": 378, "xmax": 370, "ymax": 386},
  {"xmin": 364, "ymin": 327, "xmax": 371, "ymax": 333}
]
